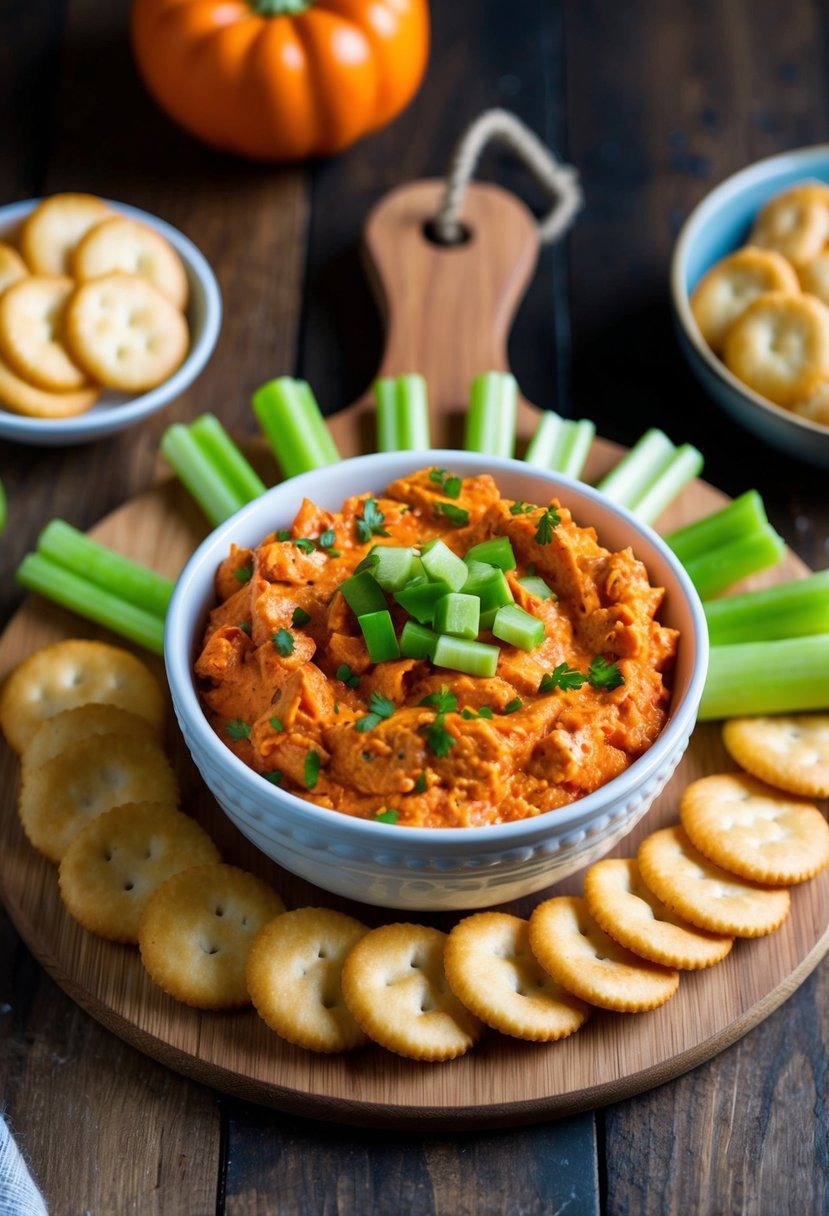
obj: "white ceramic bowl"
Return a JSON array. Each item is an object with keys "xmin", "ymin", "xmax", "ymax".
[
  {"xmin": 0, "ymin": 197, "xmax": 221, "ymax": 446},
  {"xmin": 671, "ymin": 144, "xmax": 829, "ymax": 468},
  {"xmin": 165, "ymin": 451, "xmax": 708, "ymax": 911}
]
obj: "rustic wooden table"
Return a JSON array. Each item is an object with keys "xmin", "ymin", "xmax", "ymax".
[{"xmin": 1, "ymin": 3, "xmax": 828, "ymax": 1213}]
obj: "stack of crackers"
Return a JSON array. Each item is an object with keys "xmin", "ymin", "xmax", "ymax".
[
  {"xmin": 2, "ymin": 638, "xmax": 828, "ymax": 1065},
  {"xmin": 0, "ymin": 192, "xmax": 190, "ymax": 419},
  {"xmin": 691, "ymin": 181, "xmax": 829, "ymax": 425}
]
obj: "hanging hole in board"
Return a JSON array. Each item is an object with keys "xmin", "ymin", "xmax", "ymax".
[{"xmin": 422, "ymin": 218, "xmax": 473, "ymax": 247}]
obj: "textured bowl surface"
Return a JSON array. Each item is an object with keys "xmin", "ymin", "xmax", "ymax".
[
  {"xmin": 0, "ymin": 197, "xmax": 221, "ymax": 446},
  {"xmin": 165, "ymin": 451, "xmax": 708, "ymax": 910},
  {"xmin": 671, "ymin": 144, "xmax": 829, "ymax": 468}
]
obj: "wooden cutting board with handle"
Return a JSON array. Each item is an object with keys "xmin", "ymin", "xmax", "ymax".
[{"xmin": 0, "ymin": 181, "xmax": 827, "ymax": 1129}]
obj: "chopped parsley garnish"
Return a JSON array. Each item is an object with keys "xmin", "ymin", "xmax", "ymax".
[
  {"xmin": 263, "ymin": 770, "xmax": 283, "ymax": 785},
  {"xmin": 534, "ymin": 506, "xmax": 562, "ymax": 545},
  {"xmin": 375, "ymin": 808, "xmax": 399, "ymax": 824},
  {"xmin": 435, "ymin": 501, "xmax": 470, "ymax": 527},
  {"xmin": 291, "ymin": 607, "xmax": 311, "ymax": 627},
  {"xmin": 419, "ymin": 686, "xmax": 458, "ymax": 714},
  {"xmin": 355, "ymin": 692, "xmax": 396, "ymax": 733},
  {"xmin": 461, "ymin": 706, "xmax": 494, "ymax": 720},
  {"xmin": 276, "ymin": 529, "xmax": 292, "ymax": 541},
  {"xmin": 354, "ymin": 552, "xmax": 380, "ymax": 575},
  {"xmin": 225, "ymin": 718, "xmax": 250, "ymax": 740},
  {"xmin": 292, "ymin": 537, "xmax": 316, "ymax": 553},
  {"xmin": 233, "ymin": 565, "xmax": 252, "ymax": 583},
  {"xmin": 587, "ymin": 656, "xmax": 625, "ymax": 691},
  {"xmin": 423, "ymin": 714, "xmax": 455, "ymax": 757},
  {"xmin": 500, "ymin": 697, "xmax": 523, "ymax": 714},
  {"xmin": 355, "ymin": 498, "xmax": 390, "ymax": 544},
  {"xmin": 429, "ymin": 468, "xmax": 463, "ymax": 498},
  {"xmin": 413, "ymin": 771, "xmax": 428, "ymax": 794},
  {"xmin": 269, "ymin": 717, "xmax": 284, "ymax": 732},
  {"xmin": 539, "ymin": 663, "xmax": 587, "ymax": 693},
  {"xmin": 238, "ymin": 621, "xmax": 251, "ymax": 635},
  {"xmin": 319, "ymin": 528, "xmax": 336, "ymax": 549},
  {"xmin": 305, "ymin": 749, "xmax": 321, "ymax": 789},
  {"xmin": 335, "ymin": 663, "xmax": 360, "ymax": 689},
  {"xmin": 273, "ymin": 628, "xmax": 295, "ymax": 656},
  {"xmin": 509, "ymin": 501, "xmax": 536, "ymax": 515}
]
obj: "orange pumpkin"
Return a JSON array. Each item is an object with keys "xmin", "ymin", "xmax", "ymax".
[{"xmin": 130, "ymin": 0, "xmax": 431, "ymax": 162}]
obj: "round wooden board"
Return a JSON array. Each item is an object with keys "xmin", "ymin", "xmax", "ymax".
[{"xmin": 1, "ymin": 443, "xmax": 827, "ymax": 1131}]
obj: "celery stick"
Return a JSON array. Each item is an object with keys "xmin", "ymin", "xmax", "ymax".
[
  {"xmin": 664, "ymin": 490, "xmax": 768, "ymax": 565},
  {"xmin": 684, "ymin": 525, "xmax": 785, "ymax": 600},
  {"xmin": 596, "ymin": 429, "xmax": 676, "ymax": 507},
  {"xmin": 374, "ymin": 374, "xmax": 430, "ymax": 451},
  {"xmin": 699, "ymin": 634, "xmax": 829, "ymax": 720},
  {"xmin": 161, "ymin": 423, "xmax": 247, "ymax": 526},
  {"xmin": 433, "ymin": 635, "xmax": 500, "ymax": 677},
  {"xmin": 704, "ymin": 570, "xmax": 829, "ymax": 645},
  {"xmin": 17, "ymin": 553, "xmax": 165, "ymax": 655},
  {"xmin": 629, "ymin": 443, "xmax": 704, "ymax": 524},
  {"xmin": 558, "ymin": 419, "xmax": 596, "ymax": 479},
  {"xmin": 252, "ymin": 377, "xmax": 339, "ymax": 477},
  {"xmin": 465, "ymin": 372, "xmax": 518, "ymax": 458},
  {"xmin": 188, "ymin": 413, "xmax": 266, "ymax": 504},
  {"xmin": 37, "ymin": 520, "xmax": 174, "ymax": 620},
  {"xmin": 525, "ymin": 413, "xmax": 596, "ymax": 479},
  {"xmin": 524, "ymin": 411, "xmax": 565, "ymax": 468}
]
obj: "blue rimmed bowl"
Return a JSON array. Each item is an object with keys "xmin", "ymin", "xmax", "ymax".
[{"xmin": 164, "ymin": 451, "xmax": 708, "ymax": 911}]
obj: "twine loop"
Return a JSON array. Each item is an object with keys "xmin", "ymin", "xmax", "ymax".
[{"xmin": 430, "ymin": 108, "xmax": 583, "ymax": 246}]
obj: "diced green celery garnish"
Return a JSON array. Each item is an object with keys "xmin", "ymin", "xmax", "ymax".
[
  {"xmin": 358, "ymin": 610, "xmax": 400, "ymax": 663},
  {"xmin": 394, "ymin": 579, "xmax": 451, "ymax": 624},
  {"xmin": 434, "ymin": 593, "xmax": 480, "ymax": 639},
  {"xmin": 341, "ymin": 570, "xmax": 387, "ymax": 617},
  {"xmin": 463, "ymin": 559, "xmax": 495, "ymax": 585},
  {"xmin": 703, "ymin": 570, "xmax": 829, "ymax": 645},
  {"xmin": 408, "ymin": 554, "xmax": 426, "ymax": 582},
  {"xmin": 517, "ymin": 575, "xmax": 554, "ymax": 600},
  {"xmin": 252, "ymin": 377, "xmax": 340, "ymax": 477},
  {"xmin": 492, "ymin": 603, "xmax": 545, "ymax": 650},
  {"xmin": 367, "ymin": 546, "xmax": 415, "ymax": 592},
  {"xmin": 400, "ymin": 620, "xmax": 439, "ymax": 660},
  {"xmin": 664, "ymin": 490, "xmax": 768, "ymax": 565},
  {"xmin": 465, "ymin": 536, "xmax": 516, "ymax": 571},
  {"xmin": 684, "ymin": 525, "xmax": 785, "ymax": 600},
  {"xmin": 36, "ymin": 520, "xmax": 174, "ymax": 621},
  {"xmin": 465, "ymin": 371, "xmax": 518, "ymax": 458},
  {"xmin": 699, "ymin": 635, "xmax": 829, "ymax": 719},
  {"xmin": 421, "ymin": 539, "xmax": 468, "ymax": 590},
  {"xmin": 374, "ymin": 374, "xmax": 431, "ymax": 451},
  {"xmin": 468, "ymin": 568, "xmax": 514, "ymax": 618},
  {"xmin": 433, "ymin": 634, "xmax": 500, "ymax": 677},
  {"xmin": 16, "ymin": 553, "xmax": 165, "ymax": 655}
]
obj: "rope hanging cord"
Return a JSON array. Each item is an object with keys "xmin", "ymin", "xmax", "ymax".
[{"xmin": 431, "ymin": 108, "xmax": 583, "ymax": 246}]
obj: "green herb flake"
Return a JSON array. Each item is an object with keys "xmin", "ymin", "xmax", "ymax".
[
  {"xmin": 354, "ymin": 552, "xmax": 380, "ymax": 575},
  {"xmin": 355, "ymin": 498, "xmax": 391, "ymax": 544},
  {"xmin": 375, "ymin": 808, "xmax": 399, "ymax": 824},
  {"xmin": 499, "ymin": 697, "xmax": 523, "ymax": 714},
  {"xmin": 429, "ymin": 468, "xmax": 463, "ymax": 499},
  {"xmin": 539, "ymin": 663, "xmax": 587, "ymax": 694},
  {"xmin": 233, "ymin": 565, "xmax": 253, "ymax": 583},
  {"xmin": 435, "ymin": 501, "xmax": 470, "ymax": 527},
  {"xmin": 534, "ymin": 506, "xmax": 562, "ymax": 545},
  {"xmin": 225, "ymin": 718, "xmax": 250, "ymax": 741},
  {"xmin": 419, "ymin": 685, "xmax": 458, "ymax": 715},
  {"xmin": 355, "ymin": 692, "xmax": 396, "ymax": 733},
  {"xmin": 292, "ymin": 537, "xmax": 316, "ymax": 553},
  {"xmin": 273, "ymin": 628, "xmax": 295, "ymax": 657},
  {"xmin": 269, "ymin": 717, "xmax": 284, "ymax": 732},
  {"xmin": 276, "ymin": 529, "xmax": 292, "ymax": 542},
  {"xmin": 587, "ymin": 656, "xmax": 625, "ymax": 691},
  {"xmin": 509, "ymin": 501, "xmax": 536, "ymax": 515},
  {"xmin": 291, "ymin": 607, "xmax": 312, "ymax": 627},
  {"xmin": 305, "ymin": 749, "xmax": 321, "ymax": 789},
  {"xmin": 238, "ymin": 620, "xmax": 252, "ymax": 635},
  {"xmin": 263, "ymin": 770, "xmax": 283, "ymax": 785},
  {"xmin": 319, "ymin": 528, "xmax": 336, "ymax": 549},
  {"xmin": 461, "ymin": 705, "xmax": 495, "ymax": 720},
  {"xmin": 335, "ymin": 663, "xmax": 361, "ymax": 689},
  {"xmin": 423, "ymin": 713, "xmax": 456, "ymax": 758},
  {"xmin": 413, "ymin": 771, "xmax": 428, "ymax": 794},
  {"xmin": 334, "ymin": 701, "xmax": 340, "ymax": 714}
]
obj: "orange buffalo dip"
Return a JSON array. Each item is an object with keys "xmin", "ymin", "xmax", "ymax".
[{"xmin": 195, "ymin": 467, "xmax": 678, "ymax": 827}]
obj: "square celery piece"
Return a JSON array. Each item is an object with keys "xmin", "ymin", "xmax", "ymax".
[
  {"xmin": 366, "ymin": 545, "xmax": 416, "ymax": 591},
  {"xmin": 465, "ymin": 536, "xmax": 516, "ymax": 571},
  {"xmin": 434, "ymin": 592, "xmax": 480, "ymax": 639},
  {"xmin": 341, "ymin": 570, "xmax": 387, "ymax": 617},
  {"xmin": 492, "ymin": 604, "xmax": 545, "ymax": 651},
  {"xmin": 358, "ymin": 610, "xmax": 400, "ymax": 662},
  {"xmin": 394, "ymin": 579, "xmax": 451, "ymax": 624},
  {"xmin": 421, "ymin": 539, "xmax": 468, "ymax": 590},
  {"xmin": 400, "ymin": 620, "xmax": 439, "ymax": 659},
  {"xmin": 433, "ymin": 635, "xmax": 500, "ymax": 677}
]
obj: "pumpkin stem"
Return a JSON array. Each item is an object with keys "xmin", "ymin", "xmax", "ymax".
[{"xmin": 249, "ymin": 0, "xmax": 313, "ymax": 13}]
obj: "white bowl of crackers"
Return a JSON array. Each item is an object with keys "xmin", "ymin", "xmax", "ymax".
[
  {"xmin": 672, "ymin": 145, "xmax": 829, "ymax": 468},
  {"xmin": 0, "ymin": 192, "xmax": 221, "ymax": 445},
  {"xmin": 165, "ymin": 450, "xmax": 709, "ymax": 912}
]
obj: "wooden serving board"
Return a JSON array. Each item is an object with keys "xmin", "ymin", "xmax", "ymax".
[{"xmin": 1, "ymin": 182, "xmax": 828, "ymax": 1128}]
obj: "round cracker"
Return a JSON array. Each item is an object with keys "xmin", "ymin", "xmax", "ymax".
[
  {"xmin": 72, "ymin": 216, "xmax": 189, "ymax": 310},
  {"xmin": 138, "ymin": 863, "xmax": 286, "ymax": 1010},
  {"xmin": 691, "ymin": 245, "xmax": 800, "ymax": 353},
  {"xmin": 528, "ymin": 896, "xmax": 680, "ymax": 1013},
  {"xmin": 637, "ymin": 825, "xmax": 791, "ymax": 938},
  {"xmin": 65, "ymin": 272, "xmax": 189, "ymax": 391},
  {"xmin": 583, "ymin": 858, "xmax": 733, "ymax": 970},
  {"xmin": 18, "ymin": 732, "xmax": 180, "ymax": 862},
  {"xmin": 0, "ymin": 349, "xmax": 99, "ymax": 418},
  {"xmin": 723, "ymin": 714, "xmax": 829, "ymax": 798},
  {"xmin": 22, "ymin": 702, "xmax": 158, "ymax": 770},
  {"xmin": 0, "ymin": 275, "xmax": 91, "ymax": 391},
  {"xmin": 0, "ymin": 243, "xmax": 29, "ymax": 295},
  {"xmin": 750, "ymin": 184, "xmax": 829, "ymax": 265},
  {"xmin": 340, "ymin": 923, "xmax": 483, "ymax": 1061},
  {"xmin": 680, "ymin": 772, "xmax": 829, "ymax": 885},
  {"xmin": 58, "ymin": 800, "xmax": 220, "ymax": 943},
  {"xmin": 444, "ymin": 912, "xmax": 590, "ymax": 1041},
  {"xmin": 797, "ymin": 251, "xmax": 829, "ymax": 308},
  {"xmin": 20, "ymin": 193, "xmax": 112, "ymax": 275},
  {"xmin": 246, "ymin": 907, "xmax": 369, "ymax": 1053},
  {"xmin": 0, "ymin": 639, "xmax": 165, "ymax": 753},
  {"xmin": 723, "ymin": 290, "xmax": 829, "ymax": 407}
]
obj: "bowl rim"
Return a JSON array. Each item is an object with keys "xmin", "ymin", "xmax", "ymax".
[
  {"xmin": 0, "ymin": 196, "xmax": 222, "ymax": 445},
  {"xmin": 165, "ymin": 450, "xmax": 709, "ymax": 848},
  {"xmin": 670, "ymin": 142, "xmax": 829, "ymax": 441}
]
